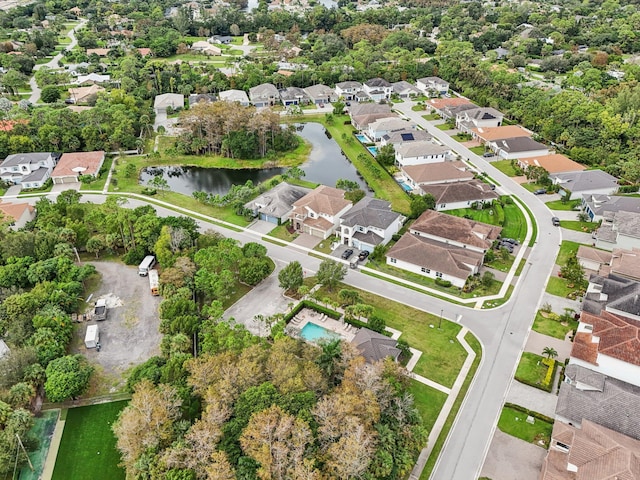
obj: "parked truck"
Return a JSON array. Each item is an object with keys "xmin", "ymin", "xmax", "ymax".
[
  {"xmin": 149, "ymin": 269, "xmax": 159, "ymax": 296},
  {"xmin": 93, "ymin": 299, "xmax": 107, "ymax": 321}
]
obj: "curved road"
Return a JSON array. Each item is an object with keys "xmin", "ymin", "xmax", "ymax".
[{"xmin": 28, "ymin": 20, "xmax": 86, "ymax": 104}]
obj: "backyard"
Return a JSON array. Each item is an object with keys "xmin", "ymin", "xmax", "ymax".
[
  {"xmin": 52, "ymin": 401, "xmax": 128, "ymax": 480},
  {"xmin": 447, "ymin": 198, "xmax": 528, "ymax": 242}
]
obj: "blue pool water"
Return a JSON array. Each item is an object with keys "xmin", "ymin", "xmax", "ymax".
[
  {"xmin": 355, "ymin": 134, "xmax": 368, "ymax": 143},
  {"xmin": 367, "ymin": 146, "xmax": 378, "ymax": 156},
  {"xmin": 399, "ymin": 182, "xmax": 412, "ymax": 192},
  {"xmin": 300, "ymin": 322, "xmax": 341, "ymax": 342}
]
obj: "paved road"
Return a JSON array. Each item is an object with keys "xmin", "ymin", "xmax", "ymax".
[{"xmin": 28, "ymin": 21, "xmax": 86, "ymax": 104}]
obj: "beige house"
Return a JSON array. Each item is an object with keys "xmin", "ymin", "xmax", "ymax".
[
  {"xmin": 291, "ymin": 185, "xmax": 352, "ymax": 239},
  {"xmin": 0, "ymin": 202, "xmax": 35, "ymax": 229},
  {"xmin": 68, "ymin": 85, "xmax": 105, "ymax": 104}
]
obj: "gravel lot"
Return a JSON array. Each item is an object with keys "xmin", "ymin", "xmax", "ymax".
[{"xmin": 73, "ymin": 261, "xmax": 162, "ymax": 388}]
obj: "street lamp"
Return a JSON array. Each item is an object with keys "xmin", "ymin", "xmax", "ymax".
[{"xmin": 438, "ymin": 309, "xmax": 443, "ymax": 329}]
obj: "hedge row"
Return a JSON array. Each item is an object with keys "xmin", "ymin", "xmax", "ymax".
[
  {"xmin": 515, "ymin": 359, "xmax": 558, "ymax": 393},
  {"xmin": 284, "ymin": 300, "xmax": 342, "ymax": 324},
  {"xmin": 504, "ymin": 403, "xmax": 554, "ymax": 424}
]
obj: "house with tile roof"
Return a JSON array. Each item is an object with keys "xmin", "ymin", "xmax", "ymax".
[
  {"xmin": 68, "ymin": 84, "xmax": 105, "ymax": 104},
  {"xmin": 471, "ymin": 125, "xmax": 532, "ymax": 144},
  {"xmin": 218, "ymin": 89, "xmax": 250, "ymax": 106},
  {"xmin": 366, "ymin": 118, "xmax": 415, "ymax": 142},
  {"xmin": 153, "ymin": 93, "xmax": 184, "ymax": 113},
  {"xmin": 335, "ymin": 81, "xmax": 362, "ymax": 101},
  {"xmin": 582, "ymin": 194, "xmax": 640, "ymax": 223},
  {"xmin": 555, "ymin": 364, "xmax": 640, "ymax": 440},
  {"xmin": 380, "ymin": 129, "xmax": 432, "ymax": 147},
  {"xmin": 362, "ymin": 78, "xmax": 392, "ymax": 102},
  {"xmin": 608, "ymin": 248, "xmax": 640, "ymax": 281},
  {"xmin": 490, "ymin": 136, "xmax": 551, "ymax": 160},
  {"xmin": 395, "ymin": 141, "xmax": 451, "ymax": 167},
  {"xmin": 455, "ymin": 107, "xmax": 504, "ymax": 133},
  {"xmin": 291, "ymin": 185, "xmax": 352, "ymax": 239},
  {"xmin": 425, "ymin": 97, "xmax": 472, "ymax": 115},
  {"xmin": 540, "ymin": 419, "xmax": 640, "ymax": 480},
  {"xmin": 86, "ymin": 48, "xmax": 110, "ymax": 56},
  {"xmin": 421, "ymin": 179, "xmax": 499, "ymax": 211},
  {"xmin": 244, "ymin": 182, "xmax": 311, "ymax": 225},
  {"xmin": 350, "ymin": 328, "xmax": 400, "ymax": 363},
  {"xmin": 416, "ymin": 76, "xmax": 449, "ymax": 96},
  {"xmin": 279, "ymin": 87, "xmax": 308, "ymax": 106},
  {"xmin": 0, "ymin": 152, "xmax": 56, "ymax": 188},
  {"xmin": 518, "ymin": 154, "xmax": 586, "ymax": 175},
  {"xmin": 551, "ymin": 170, "xmax": 619, "ymax": 201},
  {"xmin": 576, "ymin": 245, "xmax": 612, "ymax": 272},
  {"xmin": 51, "ymin": 151, "xmax": 106, "ymax": 184},
  {"xmin": 594, "ymin": 211, "xmax": 640, "ymax": 251},
  {"xmin": 385, "ymin": 210, "xmax": 501, "ymax": 287},
  {"xmin": 303, "ymin": 84, "xmax": 337, "ymax": 105},
  {"xmin": 400, "ymin": 161, "xmax": 473, "ymax": 191},
  {"xmin": 571, "ymin": 309, "xmax": 640, "ymax": 386},
  {"xmin": 339, "ymin": 197, "xmax": 404, "ymax": 252},
  {"xmin": 0, "ymin": 202, "xmax": 35, "ymax": 229},
  {"xmin": 249, "ymin": 83, "xmax": 279, "ymax": 108},
  {"xmin": 391, "ymin": 80, "xmax": 421, "ymax": 98}
]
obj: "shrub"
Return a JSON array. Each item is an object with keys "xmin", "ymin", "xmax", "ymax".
[
  {"xmin": 391, "ymin": 233, "xmax": 402, "ymax": 241},
  {"xmin": 618, "ymin": 184, "xmax": 639, "ymax": 193},
  {"xmin": 435, "ymin": 278, "xmax": 452, "ymax": 288},
  {"xmin": 141, "ymin": 188, "xmax": 157, "ymax": 195}
]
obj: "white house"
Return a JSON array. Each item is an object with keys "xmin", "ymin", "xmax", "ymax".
[
  {"xmin": 362, "ymin": 78, "xmax": 393, "ymax": 102},
  {"xmin": 400, "ymin": 161, "xmax": 473, "ymax": 191},
  {"xmin": 218, "ymin": 89, "xmax": 250, "ymax": 106},
  {"xmin": 395, "ymin": 141, "xmax": 450, "ymax": 166},
  {"xmin": 416, "ymin": 76, "xmax": 449, "ymax": 97},
  {"xmin": 594, "ymin": 211, "xmax": 640, "ymax": 251},
  {"xmin": 249, "ymin": 83, "xmax": 279, "ymax": 108},
  {"xmin": 335, "ymin": 81, "xmax": 362, "ymax": 101},
  {"xmin": 391, "ymin": 81, "xmax": 421, "ymax": 98},
  {"xmin": 366, "ymin": 118, "xmax": 415, "ymax": 142},
  {"xmin": 190, "ymin": 40, "xmax": 221, "ymax": 56},
  {"xmin": 153, "ymin": 93, "xmax": 184, "ymax": 114},
  {"xmin": 455, "ymin": 107, "xmax": 504, "ymax": 133},
  {"xmin": 303, "ymin": 84, "xmax": 337, "ymax": 105},
  {"xmin": 380, "ymin": 129, "xmax": 432, "ymax": 147},
  {"xmin": 0, "ymin": 152, "xmax": 56, "ymax": 188},
  {"xmin": 422, "ymin": 180, "xmax": 500, "ymax": 211},
  {"xmin": 339, "ymin": 197, "xmax": 404, "ymax": 252},
  {"xmin": 551, "ymin": 170, "xmax": 619, "ymax": 201}
]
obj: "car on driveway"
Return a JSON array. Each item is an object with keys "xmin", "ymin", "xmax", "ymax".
[
  {"xmin": 483, "ymin": 152, "xmax": 494, "ymax": 158},
  {"xmin": 497, "ymin": 243, "xmax": 514, "ymax": 253},
  {"xmin": 341, "ymin": 249, "xmax": 354, "ymax": 259},
  {"xmin": 501, "ymin": 238, "xmax": 519, "ymax": 246},
  {"xmin": 533, "ymin": 188, "xmax": 547, "ymax": 195},
  {"xmin": 552, "ymin": 217, "xmax": 560, "ymax": 226},
  {"xmin": 358, "ymin": 250, "xmax": 370, "ymax": 261}
]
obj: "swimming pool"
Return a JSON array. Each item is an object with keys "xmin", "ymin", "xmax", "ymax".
[
  {"xmin": 355, "ymin": 134, "xmax": 368, "ymax": 143},
  {"xmin": 367, "ymin": 146, "xmax": 378, "ymax": 156},
  {"xmin": 398, "ymin": 181, "xmax": 412, "ymax": 192},
  {"xmin": 300, "ymin": 322, "xmax": 341, "ymax": 343}
]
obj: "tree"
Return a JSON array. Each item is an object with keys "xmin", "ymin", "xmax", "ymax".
[
  {"xmin": 278, "ymin": 261, "xmax": 303, "ymax": 293},
  {"xmin": 316, "ymin": 260, "xmax": 347, "ymax": 292},
  {"xmin": 41, "ymin": 85, "xmax": 60, "ymax": 103},
  {"xmin": 285, "ymin": 166, "xmax": 305, "ymax": 181},
  {"xmin": 559, "ymin": 253, "xmax": 587, "ymax": 288},
  {"xmin": 86, "ymin": 235, "xmax": 105, "ymax": 258},
  {"xmin": 480, "ymin": 271, "xmax": 495, "ymax": 288},
  {"xmin": 376, "ymin": 144, "xmax": 395, "ymax": 166},
  {"xmin": 409, "ymin": 194, "xmax": 434, "ymax": 218},
  {"xmin": 542, "ymin": 347, "xmax": 558, "ymax": 360},
  {"xmin": 332, "ymin": 101, "xmax": 344, "ymax": 115},
  {"xmin": 44, "ymin": 355, "xmax": 93, "ymax": 402},
  {"xmin": 150, "ymin": 175, "xmax": 169, "ymax": 195},
  {"xmin": 338, "ymin": 289, "xmax": 360, "ymax": 306}
]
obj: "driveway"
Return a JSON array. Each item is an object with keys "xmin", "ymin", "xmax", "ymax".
[
  {"xmin": 505, "ymin": 380, "xmax": 559, "ymax": 418},
  {"xmin": 50, "ymin": 182, "xmax": 81, "ymax": 194},
  {"xmin": 71, "ymin": 261, "xmax": 162, "ymax": 389},
  {"xmin": 525, "ymin": 330, "xmax": 573, "ymax": 362},
  {"xmin": 291, "ymin": 233, "xmax": 321, "ymax": 249},
  {"xmin": 480, "ymin": 430, "xmax": 547, "ymax": 480},
  {"xmin": 247, "ymin": 219, "xmax": 276, "ymax": 235}
]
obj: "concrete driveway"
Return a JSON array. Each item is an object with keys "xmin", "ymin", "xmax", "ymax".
[
  {"xmin": 291, "ymin": 233, "xmax": 321, "ymax": 249},
  {"xmin": 247, "ymin": 219, "xmax": 277, "ymax": 235},
  {"xmin": 480, "ymin": 430, "xmax": 547, "ymax": 480},
  {"xmin": 50, "ymin": 182, "xmax": 81, "ymax": 194}
]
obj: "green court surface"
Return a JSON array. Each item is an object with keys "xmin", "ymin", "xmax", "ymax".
[{"xmin": 17, "ymin": 410, "xmax": 59, "ymax": 480}]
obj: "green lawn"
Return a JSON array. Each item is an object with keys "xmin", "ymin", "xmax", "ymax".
[
  {"xmin": 447, "ymin": 199, "xmax": 527, "ymax": 243},
  {"xmin": 267, "ymin": 221, "xmax": 298, "ymax": 242},
  {"xmin": 491, "ymin": 160, "xmax": 520, "ymax": 177},
  {"xmin": 80, "ymin": 156, "xmax": 114, "ymax": 191},
  {"xmin": 312, "ymin": 281, "xmax": 468, "ymax": 388},
  {"xmin": 485, "ymin": 254, "xmax": 514, "ymax": 273},
  {"xmin": 498, "ymin": 406, "xmax": 552, "ymax": 447},
  {"xmin": 408, "ymin": 380, "xmax": 448, "ymax": 432},
  {"xmin": 436, "ymin": 122, "xmax": 456, "ymax": 130},
  {"xmin": 422, "ymin": 113, "xmax": 440, "ymax": 121},
  {"xmin": 560, "ymin": 220, "xmax": 599, "ymax": 233},
  {"xmin": 556, "ymin": 241, "xmax": 581, "ymax": 266},
  {"xmin": 52, "ymin": 401, "xmax": 127, "ymax": 480},
  {"xmin": 532, "ymin": 310, "xmax": 578, "ymax": 340},
  {"xmin": 411, "ymin": 105, "xmax": 426, "ymax": 111},
  {"xmin": 515, "ymin": 352, "xmax": 552, "ymax": 389},
  {"xmin": 469, "ymin": 145, "xmax": 486, "ymax": 155},
  {"xmin": 546, "ymin": 276, "xmax": 575, "ymax": 298},
  {"xmin": 545, "ymin": 199, "xmax": 581, "ymax": 211}
]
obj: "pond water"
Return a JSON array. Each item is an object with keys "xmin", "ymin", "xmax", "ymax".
[{"xmin": 140, "ymin": 122, "xmax": 369, "ymax": 197}]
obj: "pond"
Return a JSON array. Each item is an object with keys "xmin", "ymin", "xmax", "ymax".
[{"xmin": 140, "ymin": 122, "xmax": 369, "ymax": 197}]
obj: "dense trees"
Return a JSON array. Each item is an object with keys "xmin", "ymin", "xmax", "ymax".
[{"xmin": 44, "ymin": 355, "xmax": 94, "ymax": 402}]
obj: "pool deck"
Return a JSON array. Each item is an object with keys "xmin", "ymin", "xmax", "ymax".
[{"xmin": 289, "ymin": 307, "xmax": 357, "ymax": 342}]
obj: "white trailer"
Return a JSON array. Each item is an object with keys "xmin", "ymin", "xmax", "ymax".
[
  {"xmin": 84, "ymin": 324, "xmax": 99, "ymax": 349},
  {"xmin": 149, "ymin": 269, "xmax": 159, "ymax": 296}
]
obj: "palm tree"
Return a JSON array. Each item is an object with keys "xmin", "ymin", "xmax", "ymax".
[{"xmin": 542, "ymin": 347, "xmax": 558, "ymax": 360}]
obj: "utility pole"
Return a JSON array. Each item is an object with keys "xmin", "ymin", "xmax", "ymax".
[{"xmin": 438, "ymin": 309, "xmax": 443, "ymax": 329}]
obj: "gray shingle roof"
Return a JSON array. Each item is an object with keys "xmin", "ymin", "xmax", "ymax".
[
  {"xmin": 1, "ymin": 152, "xmax": 52, "ymax": 168},
  {"xmin": 350, "ymin": 327, "xmax": 400, "ymax": 363},
  {"xmin": 249, "ymin": 83, "xmax": 278, "ymax": 101},
  {"xmin": 583, "ymin": 273, "xmax": 640, "ymax": 317},
  {"xmin": 364, "ymin": 77, "xmax": 391, "ymax": 88},
  {"xmin": 395, "ymin": 141, "xmax": 450, "ymax": 158},
  {"xmin": 553, "ymin": 170, "xmax": 619, "ymax": 193},
  {"xmin": 340, "ymin": 197, "xmax": 400, "ymax": 229},
  {"xmin": 496, "ymin": 136, "xmax": 548, "ymax": 153},
  {"xmin": 583, "ymin": 194, "xmax": 640, "ymax": 216},
  {"xmin": 349, "ymin": 103, "xmax": 392, "ymax": 118},
  {"xmin": 245, "ymin": 182, "xmax": 312, "ymax": 219},
  {"xmin": 382, "ymin": 129, "xmax": 432, "ymax": 145},
  {"xmin": 421, "ymin": 179, "xmax": 500, "ymax": 205},
  {"xmin": 22, "ymin": 168, "xmax": 49, "ymax": 182},
  {"xmin": 279, "ymin": 87, "xmax": 307, "ymax": 102}
]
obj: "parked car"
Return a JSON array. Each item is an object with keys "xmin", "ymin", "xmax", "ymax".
[
  {"xmin": 483, "ymin": 152, "xmax": 494, "ymax": 158},
  {"xmin": 497, "ymin": 243, "xmax": 514, "ymax": 253},
  {"xmin": 341, "ymin": 249, "xmax": 354, "ymax": 259},
  {"xmin": 501, "ymin": 238, "xmax": 519, "ymax": 246},
  {"xmin": 552, "ymin": 217, "xmax": 560, "ymax": 226},
  {"xmin": 358, "ymin": 250, "xmax": 370, "ymax": 261},
  {"xmin": 533, "ymin": 188, "xmax": 547, "ymax": 195}
]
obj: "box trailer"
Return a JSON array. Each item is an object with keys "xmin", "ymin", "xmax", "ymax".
[
  {"xmin": 85, "ymin": 324, "xmax": 99, "ymax": 349},
  {"xmin": 93, "ymin": 298, "xmax": 107, "ymax": 321},
  {"xmin": 138, "ymin": 255, "xmax": 156, "ymax": 276},
  {"xmin": 149, "ymin": 269, "xmax": 159, "ymax": 296}
]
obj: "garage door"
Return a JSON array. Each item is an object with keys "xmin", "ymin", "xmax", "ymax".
[
  {"xmin": 259, "ymin": 213, "xmax": 278, "ymax": 224},
  {"xmin": 54, "ymin": 176, "xmax": 78, "ymax": 184}
]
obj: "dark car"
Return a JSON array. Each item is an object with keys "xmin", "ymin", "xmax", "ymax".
[
  {"xmin": 341, "ymin": 249, "xmax": 354, "ymax": 259},
  {"xmin": 358, "ymin": 250, "xmax": 370, "ymax": 261},
  {"xmin": 345, "ymin": 101, "xmax": 351, "ymax": 106},
  {"xmin": 533, "ymin": 188, "xmax": 547, "ymax": 195},
  {"xmin": 501, "ymin": 238, "xmax": 519, "ymax": 246},
  {"xmin": 552, "ymin": 217, "xmax": 560, "ymax": 226},
  {"xmin": 482, "ymin": 152, "xmax": 494, "ymax": 158},
  {"xmin": 497, "ymin": 243, "xmax": 514, "ymax": 253}
]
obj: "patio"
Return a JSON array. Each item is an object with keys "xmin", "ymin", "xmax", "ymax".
[{"xmin": 287, "ymin": 307, "xmax": 358, "ymax": 342}]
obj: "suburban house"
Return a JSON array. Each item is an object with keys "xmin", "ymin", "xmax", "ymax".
[
  {"xmin": 391, "ymin": 80, "xmax": 421, "ymax": 98},
  {"xmin": 74, "ymin": 73, "xmax": 111, "ymax": 85},
  {"xmin": 86, "ymin": 48, "xmax": 110, "ymax": 56},
  {"xmin": 0, "ymin": 202, "xmax": 36, "ymax": 229},
  {"xmin": 594, "ymin": 211, "xmax": 640, "ymax": 251},
  {"xmin": 190, "ymin": 40, "xmax": 221, "ymax": 56},
  {"xmin": 416, "ymin": 76, "xmax": 449, "ymax": 96},
  {"xmin": 335, "ymin": 81, "xmax": 362, "ymax": 101},
  {"xmin": 362, "ymin": 78, "xmax": 393, "ymax": 102},
  {"xmin": 249, "ymin": 83, "xmax": 279, "ymax": 108},
  {"xmin": 517, "ymin": 154, "xmax": 586, "ymax": 175},
  {"xmin": 455, "ymin": 107, "xmax": 504, "ymax": 133},
  {"xmin": 303, "ymin": 84, "xmax": 337, "ymax": 105},
  {"xmin": 51, "ymin": 151, "xmax": 105, "ymax": 184},
  {"xmin": 583, "ymin": 273, "xmax": 640, "ymax": 319},
  {"xmin": 244, "ymin": 182, "xmax": 311, "ymax": 225},
  {"xmin": 349, "ymin": 103, "xmax": 392, "ymax": 118},
  {"xmin": 607, "ymin": 248, "xmax": 640, "ymax": 281},
  {"xmin": 540, "ymin": 419, "xmax": 640, "ymax": 480},
  {"xmin": 582, "ymin": 194, "xmax": 640, "ymax": 222},
  {"xmin": 386, "ymin": 210, "xmax": 501, "ymax": 287},
  {"xmin": 471, "ymin": 125, "xmax": 532, "ymax": 144},
  {"xmin": 291, "ymin": 185, "xmax": 352, "ymax": 239},
  {"xmin": 556, "ymin": 364, "xmax": 640, "ymax": 440},
  {"xmin": 188, "ymin": 93, "xmax": 216, "ymax": 107},
  {"xmin": 425, "ymin": 97, "xmax": 472, "ymax": 115},
  {"xmin": 440, "ymin": 103, "xmax": 479, "ymax": 122},
  {"xmin": 490, "ymin": 136, "xmax": 551, "ymax": 159},
  {"xmin": 352, "ymin": 113, "xmax": 397, "ymax": 132},
  {"xmin": 153, "ymin": 93, "xmax": 184, "ymax": 114},
  {"xmin": 279, "ymin": 87, "xmax": 308, "ymax": 106},
  {"xmin": 576, "ymin": 245, "xmax": 612, "ymax": 272},
  {"xmin": 400, "ymin": 161, "xmax": 473, "ymax": 190},
  {"xmin": 395, "ymin": 141, "xmax": 451, "ymax": 166},
  {"xmin": 0, "ymin": 152, "xmax": 56, "ymax": 188},
  {"xmin": 422, "ymin": 180, "xmax": 499, "ymax": 211},
  {"xmin": 218, "ymin": 89, "xmax": 250, "ymax": 106},
  {"xmin": 380, "ymin": 129, "xmax": 432, "ymax": 147},
  {"xmin": 551, "ymin": 170, "xmax": 619, "ymax": 200},
  {"xmin": 339, "ymin": 197, "xmax": 404, "ymax": 252},
  {"xmin": 350, "ymin": 328, "xmax": 401, "ymax": 363},
  {"xmin": 366, "ymin": 118, "xmax": 415, "ymax": 142},
  {"xmin": 67, "ymin": 84, "xmax": 105, "ymax": 104}
]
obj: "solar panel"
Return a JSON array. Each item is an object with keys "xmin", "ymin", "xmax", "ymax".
[{"xmin": 401, "ymin": 133, "xmax": 414, "ymax": 141}]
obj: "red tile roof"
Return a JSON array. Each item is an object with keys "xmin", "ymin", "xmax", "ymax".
[
  {"xmin": 52, "ymin": 151, "xmax": 105, "ymax": 178},
  {"xmin": 572, "ymin": 311, "xmax": 640, "ymax": 366}
]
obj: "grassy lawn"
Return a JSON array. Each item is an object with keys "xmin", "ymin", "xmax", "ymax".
[
  {"xmin": 408, "ymin": 380, "xmax": 448, "ymax": 432},
  {"xmin": 267, "ymin": 221, "xmax": 298, "ymax": 242},
  {"xmin": 491, "ymin": 160, "xmax": 520, "ymax": 177},
  {"xmin": 515, "ymin": 352, "xmax": 552, "ymax": 388},
  {"xmin": 420, "ymin": 332, "xmax": 482, "ymax": 479},
  {"xmin": 314, "ymin": 239, "xmax": 334, "ymax": 255},
  {"xmin": 545, "ymin": 199, "xmax": 581, "ymax": 211},
  {"xmin": 469, "ymin": 145, "xmax": 486, "ymax": 155},
  {"xmin": 556, "ymin": 240, "xmax": 581, "ymax": 266},
  {"xmin": 80, "ymin": 156, "xmax": 114, "ymax": 191},
  {"xmin": 52, "ymin": 401, "xmax": 127, "ymax": 480},
  {"xmin": 546, "ymin": 276, "xmax": 574, "ymax": 298},
  {"xmin": 312, "ymin": 281, "xmax": 468, "ymax": 388},
  {"xmin": 411, "ymin": 105, "xmax": 426, "ymax": 111},
  {"xmin": 452, "ymin": 134, "xmax": 472, "ymax": 142},
  {"xmin": 436, "ymin": 122, "xmax": 456, "ymax": 130},
  {"xmin": 485, "ymin": 254, "xmax": 514, "ymax": 272},
  {"xmin": 422, "ymin": 113, "xmax": 440, "ymax": 120},
  {"xmin": 498, "ymin": 406, "xmax": 552, "ymax": 447},
  {"xmin": 560, "ymin": 220, "xmax": 599, "ymax": 233},
  {"xmin": 532, "ymin": 310, "xmax": 578, "ymax": 340},
  {"xmin": 447, "ymin": 199, "xmax": 527, "ymax": 242},
  {"xmin": 18, "ymin": 182, "xmax": 53, "ymax": 196}
]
